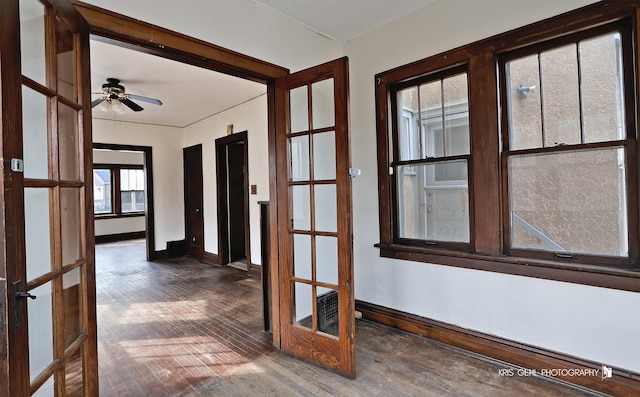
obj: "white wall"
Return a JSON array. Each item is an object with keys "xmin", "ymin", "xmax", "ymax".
[
  {"xmin": 183, "ymin": 95, "xmax": 269, "ymax": 264},
  {"xmin": 81, "ymin": 0, "xmax": 343, "ymax": 73},
  {"xmin": 92, "ymin": 119, "xmax": 184, "ymax": 250},
  {"xmin": 344, "ymin": 0, "xmax": 640, "ymax": 373}
]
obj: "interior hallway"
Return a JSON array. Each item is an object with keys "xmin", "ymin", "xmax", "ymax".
[{"xmin": 95, "ymin": 240, "xmax": 594, "ymax": 396}]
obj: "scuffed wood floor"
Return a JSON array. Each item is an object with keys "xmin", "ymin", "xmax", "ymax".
[{"xmin": 96, "ymin": 240, "xmax": 593, "ymax": 396}]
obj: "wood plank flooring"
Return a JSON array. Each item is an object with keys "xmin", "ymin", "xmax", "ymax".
[{"xmin": 96, "ymin": 240, "xmax": 595, "ymax": 396}]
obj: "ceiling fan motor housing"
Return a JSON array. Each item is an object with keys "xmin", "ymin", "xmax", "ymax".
[{"xmin": 103, "ymin": 78, "xmax": 125, "ymax": 95}]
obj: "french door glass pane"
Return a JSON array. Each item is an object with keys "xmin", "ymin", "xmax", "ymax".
[
  {"xmin": 56, "ymin": 17, "xmax": 77, "ymax": 101},
  {"xmin": 61, "ymin": 188, "xmax": 82, "ymax": 265},
  {"xmin": 314, "ymin": 184, "xmax": 337, "ymax": 233},
  {"xmin": 316, "ymin": 287, "xmax": 339, "ymax": 337},
  {"xmin": 316, "ymin": 236, "xmax": 338, "ymax": 285},
  {"xmin": 22, "ymin": 85, "xmax": 49, "ymax": 179},
  {"xmin": 293, "ymin": 282, "xmax": 313, "ymax": 329},
  {"xmin": 311, "ymin": 78, "xmax": 334, "ymax": 129},
  {"xmin": 290, "ymin": 86, "xmax": 309, "ymax": 133},
  {"xmin": 63, "ymin": 267, "xmax": 82, "ymax": 347},
  {"xmin": 312, "ymin": 131, "xmax": 336, "ymax": 180},
  {"xmin": 293, "ymin": 234, "xmax": 312, "ymax": 280},
  {"xmin": 510, "ymin": 147, "xmax": 627, "ymax": 256},
  {"xmin": 28, "ymin": 282, "xmax": 54, "ymax": 382},
  {"xmin": 59, "ymin": 102, "xmax": 80, "ymax": 181},
  {"xmin": 291, "ymin": 185, "xmax": 310, "ymax": 230},
  {"xmin": 25, "ymin": 188, "xmax": 52, "ymax": 280},
  {"xmin": 19, "ymin": 0, "xmax": 47, "ymax": 86},
  {"xmin": 65, "ymin": 350, "xmax": 84, "ymax": 396},
  {"xmin": 32, "ymin": 376, "xmax": 54, "ymax": 397},
  {"xmin": 289, "ymin": 135, "xmax": 310, "ymax": 181}
]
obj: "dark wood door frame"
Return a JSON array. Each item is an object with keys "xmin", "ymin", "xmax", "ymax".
[
  {"xmin": 184, "ymin": 144, "xmax": 205, "ymax": 259},
  {"xmin": 92, "ymin": 143, "xmax": 156, "ymax": 260},
  {"xmin": 75, "ymin": 1, "xmax": 287, "ymax": 346},
  {"xmin": 216, "ymin": 131, "xmax": 251, "ymax": 270}
]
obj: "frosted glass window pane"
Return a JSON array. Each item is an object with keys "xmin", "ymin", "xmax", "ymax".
[
  {"xmin": 312, "ymin": 78, "xmax": 334, "ymax": 129},
  {"xmin": 314, "ymin": 184, "xmax": 337, "ymax": 233},
  {"xmin": 20, "ymin": 0, "xmax": 47, "ymax": 86},
  {"xmin": 312, "ymin": 131, "xmax": 336, "ymax": 180},
  {"xmin": 540, "ymin": 44, "xmax": 581, "ymax": 146},
  {"xmin": 293, "ymin": 282, "xmax": 313, "ymax": 328},
  {"xmin": 510, "ymin": 147, "xmax": 627, "ymax": 256},
  {"xmin": 29, "ymin": 282, "xmax": 53, "ymax": 382},
  {"xmin": 25, "ymin": 188, "xmax": 52, "ymax": 280},
  {"xmin": 289, "ymin": 135, "xmax": 310, "ymax": 181},
  {"xmin": 290, "ymin": 86, "xmax": 309, "ymax": 133},
  {"xmin": 59, "ymin": 102, "xmax": 80, "ymax": 181},
  {"xmin": 291, "ymin": 185, "xmax": 310, "ymax": 230},
  {"xmin": 22, "ymin": 86, "xmax": 49, "ymax": 179},
  {"xmin": 293, "ymin": 234, "xmax": 311, "ymax": 280},
  {"xmin": 61, "ymin": 188, "xmax": 82, "ymax": 265},
  {"xmin": 507, "ymin": 55, "xmax": 543, "ymax": 150},
  {"xmin": 316, "ymin": 236, "xmax": 338, "ymax": 285},
  {"xmin": 580, "ymin": 32, "xmax": 625, "ymax": 143}
]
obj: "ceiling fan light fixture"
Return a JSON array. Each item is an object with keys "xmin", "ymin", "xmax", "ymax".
[{"xmin": 110, "ymin": 99, "xmax": 127, "ymax": 114}]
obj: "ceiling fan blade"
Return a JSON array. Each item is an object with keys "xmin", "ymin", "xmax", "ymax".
[
  {"xmin": 91, "ymin": 97, "xmax": 107, "ymax": 108},
  {"xmin": 120, "ymin": 98, "xmax": 144, "ymax": 112},
  {"xmin": 128, "ymin": 94, "xmax": 162, "ymax": 106}
]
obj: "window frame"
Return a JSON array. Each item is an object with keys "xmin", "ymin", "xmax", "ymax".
[
  {"xmin": 93, "ymin": 163, "xmax": 145, "ymax": 218},
  {"xmin": 498, "ymin": 19, "xmax": 637, "ymax": 269},
  {"xmin": 389, "ymin": 65, "xmax": 473, "ymax": 251},
  {"xmin": 374, "ymin": 1, "xmax": 640, "ymax": 293}
]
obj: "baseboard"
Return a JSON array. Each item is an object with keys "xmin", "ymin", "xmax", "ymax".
[
  {"xmin": 355, "ymin": 300, "xmax": 640, "ymax": 397},
  {"xmin": 150, "ymin": 250, "xmax": 167, "ymax": 261},
  {"xmin": 202, "ymin": 252, "xmax": 220, "ymax": 265},
  {"xmin": 95, "ymin": 231, "xmax": 145, "ymax": 244},
  {"xmin": 249, "ymin": 263, "xmax": 261, "ymax": 277}
]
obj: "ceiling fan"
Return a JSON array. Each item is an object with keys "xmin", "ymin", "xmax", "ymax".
[{"xmin": 91, "ymin": 78, "xmax": 162, "ymax": 113}]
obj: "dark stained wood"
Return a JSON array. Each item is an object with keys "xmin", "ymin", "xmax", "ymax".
[
  {"xmin": 259, "ymin": 201, "xmax": 272, "ymax": 331},
  {"xmin": 215, "ymin": 131, "xmax": 251, "ymax": 268},
  {"xmin": 357, "ymin": 300, "xmax": 640, "ymax": 397},
  {"xmin": 183, "ymin": 144, "xmax": 205, "ymax": 260},
  {"xmin": 71, "ymin": 1, "xmax": 288, "ymax": 83},
  {"xmin": 94, "ymin": 240, "xmax": 596, "ymax": 397},
  {"xmin": 375, "ymin": 0, "xmax": 640, "ymax": 293},
  {"xmin": 93, "ymin": 143, "xmax": 156, "ymax": 261},
  {"xmin": 95, "ymin": 231, "xmax": 146, "ymax": 244},
  {"xmin": 275, "ymin": 57, "xmax": 355, "ymax": 378}
]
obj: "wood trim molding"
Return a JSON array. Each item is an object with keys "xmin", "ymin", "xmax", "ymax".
[
  {"xmin": 249, "ymin": 263, "xmax": 261, "ymax": 277},
  {"xmin": 72, "ymin": 1, "xmax": 289, "ymax": 82},
  {"xmin": 202, "ymin": 252, "xmax": 221, "ymax": 266},
  {"xmin": 356, "ymin": 300, "xmax": 640, "ymax": 397},
  {"xmin": 95, "ymin": 231, "xmax": 145, "ymax": 244}
]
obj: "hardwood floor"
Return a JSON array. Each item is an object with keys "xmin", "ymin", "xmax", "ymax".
[{"xmin": 96, "ymin": 240, "xmax": 594, "ymax": 396}]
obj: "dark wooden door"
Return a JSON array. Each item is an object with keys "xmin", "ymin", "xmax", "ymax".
[
  {"xmin": 228, "ymin": 142, "xmax": 247, "ymax": 262},
  {"xmin": 184, "ymin": 144, "xmax": 204, "ymax": 259},
  {"xmin": 275, "ymin": 57, "xmax": 355, "ymax": 378},
  {"xmin": 1, "ymin": 0, "xmax": 98, "ymax": 396}
]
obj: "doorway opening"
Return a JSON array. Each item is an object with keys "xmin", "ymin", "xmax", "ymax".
[{"xmin": 216, "ymin": 131, "xmax": 251, "ymax": 271}]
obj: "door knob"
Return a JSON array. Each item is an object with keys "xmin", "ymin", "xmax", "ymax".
[
  {"xmin": 16, "ymin": 291, "xmax": 36, "ymax": 300},
  {"xmin": 195, "ymin": 208, "xmax": 200, "ymax": 212}
]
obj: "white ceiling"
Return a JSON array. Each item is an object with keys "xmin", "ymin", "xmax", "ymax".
[
  {"xmin": 90, "ymin": 40, "xmax": 266, "ymax": 128},
  {"xmin": 249, "ymin": 0, "xmax": 436, "ymax": 42},
  {"xmin": 89, "ymin": 0, "xmax": 437, "ymax": 127}
]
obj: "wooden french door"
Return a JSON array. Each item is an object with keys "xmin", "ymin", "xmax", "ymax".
[
  {"xmin": 0, "ymin": 0, "xmax": 98, "ymax": 396},
  {"xmin": 183, "ymin": 144, "xmax": 204, "ymax": 259},
  {"xmin": 275, "ymin": 57, "xmax": 355, "ymax": 378}
]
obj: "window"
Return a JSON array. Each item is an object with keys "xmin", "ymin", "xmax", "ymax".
[
  {"xmin": 392, "ymin": 67, "xmax": 471, "ymax": 248},
  {"xmin": 500, "ymin": 22, "xmax": 634, "ymax": 266},
  {"xmin": 375, "ymin": 4, "xmax": 640, "ymax": 292},
  {"xmin": 93, "ymin": 164, "xmax": 145, "ymax": 216}
]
